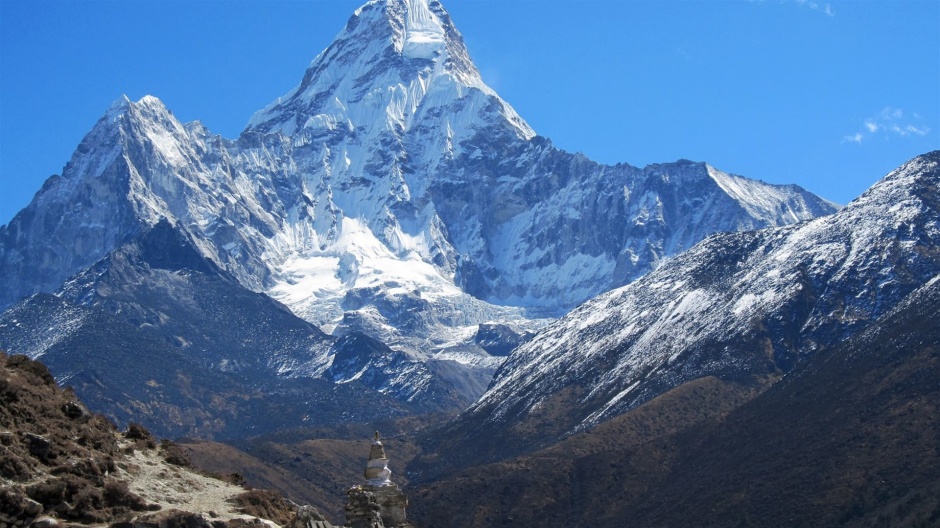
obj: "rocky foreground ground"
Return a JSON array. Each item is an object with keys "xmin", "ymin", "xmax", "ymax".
[{"xmin": 0, "ymin": 352, "xmax": 302, "ymax": 527}]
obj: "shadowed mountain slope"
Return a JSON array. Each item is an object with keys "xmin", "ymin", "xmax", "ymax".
[
  {"xmin": 408, "ymin": 274, "xmax": 940, "ymax": 527},
  {"xmin": 0, "ymin": 221, "xmax": 424, "ymax": 439}
]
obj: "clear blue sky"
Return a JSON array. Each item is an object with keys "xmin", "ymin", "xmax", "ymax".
[{"xmin": 1, "ymin": 0, "xmax": 938, "ymax": 226}]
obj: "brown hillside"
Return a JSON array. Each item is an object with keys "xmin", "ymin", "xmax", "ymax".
[
  {"xmin": 179, "ymin": 418, "xmax": 433, "ymax": 524},
  {"xmin": 408, "ymin": 279, "xmax": 940, "ymax": 527},
  {"xmin": 0, "ymin": 352, "xmax": 299, "ymax": 527},
  {"xmin": 408, "ymin": 375, "xmax": 764, "ymax": 526}
]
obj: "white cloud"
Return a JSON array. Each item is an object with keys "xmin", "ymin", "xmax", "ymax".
[
  {"xmin": 896, "ymin": 124, "xmax": 929, "ymax": 136},
  {"xmin": 880, "ymin": 107, "xmax": 904, "ymax": 120},
  {"xmin": 844, "ymin": 107, "xmax": 931, "ymax": 145}
]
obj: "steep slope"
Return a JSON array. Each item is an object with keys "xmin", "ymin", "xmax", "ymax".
[
  {"xmin": 1, "ymin": 0, "xmax": 836, "ymax": 412},
  {"xmin": 622, "ymin": 274, "xmax": 940, "ymax": 527},
  {"xmin": 0, "ymin": 221, "xmax": 423, "ymax": 439},
  {"xmin": 409, "ymin": 274, "xmax": 940, "ymax": 527},
  {"xmin": 0, "ymin": 352, "xmax": 297, "ymax": 527},
  {"xmin": 437, "ymin": 151, "xmax": 940, "ymax": 463}
]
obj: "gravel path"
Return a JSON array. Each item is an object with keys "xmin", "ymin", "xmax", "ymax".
[{"xmin": 116, "ymin": 441, "xmax": 279, "ymax": 526}]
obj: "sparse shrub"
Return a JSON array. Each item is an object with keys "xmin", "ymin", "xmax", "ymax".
[
  {"xmin": 47, "ymin": 456, "xmax": 114, "ymax": 486},
  {"xmin": 26, "ymin": 477, "xmax": 69, "ymax": 509},
  {"xmin": 0, "ymin": 487, "xmax": 43, "ymax": 521},
  {"xmin": 131, "ymin": 509, "xmax": 213, "ymax": 528},
  {"xmin": 102, "ymin": 479, "xmax": 155, "ymax": 512},
  {"xmin": 70, "ymin": 483, "xmax": 106, "ymax": 523},
  {"xmin": 50, "ymin": 458, "xmax": 103, "ymax": 481},
  {"xmin": 5, "ymin": 355, "xmax": 55, "ymax": 385},
  {"xmin": 61, "ymin": 400, "xmax": 86, "ymax": 420},
  {"xmin": 124, "ymin": 422, "xmax": 157, "ymax": 450},
  {"xmin": 103, "ymin": 479, "xmax": 129, "ymax": 502},
  {"xmin": 78, "ymin": 416, "xmax": 120, "ymax": 452},
  {"xmin": 160, "ymin": 440, "xmax": 191, "ymax": 467},
  {"xmin": 0, "ymin": 446, "xmax": 32, "ymax": 481},
  {"xmin": 232, "ymin": 489, "xmax": 296, "ymax": 525},
  {"xmin": 124, "ymin": 422, "xmax": 152, "ymax": 441},
  {"xmin": 217, "ymin": 472, "xmax": 246, "ymax": 486},
  {"xmin": 100, "ymin": 455, "xmax": 117, "ymax": 474},
  {"xmin": 0, "ymin": 376, "xmax": 19, "ymax": 403},
  {"xmin": 24, "ymin": 473, "xmax": 111, "ymax": 521}
]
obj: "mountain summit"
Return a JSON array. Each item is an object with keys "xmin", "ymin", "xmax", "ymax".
[
  {"xmin": 1, "ymin": 0, "xmax": 836, "ymax": 414},
  {"xmin": 247, "ymin": 0, "xmax": 532, "ymax": 140}
]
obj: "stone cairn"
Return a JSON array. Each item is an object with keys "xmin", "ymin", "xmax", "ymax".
[{"xmin": 344, "ymin": 432, "xmax": 415, "ymax": 528}]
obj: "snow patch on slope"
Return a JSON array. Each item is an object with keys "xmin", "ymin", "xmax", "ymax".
[{"xmin": 402, "ymin": 0, "xmax": 445, "ymax": 59}]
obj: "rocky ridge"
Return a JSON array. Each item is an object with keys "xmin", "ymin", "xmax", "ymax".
[{"xmin": 430, "ymin": 151, "xmax": 940, "ymax": 464}]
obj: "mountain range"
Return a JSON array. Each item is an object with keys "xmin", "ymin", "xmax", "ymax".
[
  {"xmin": 1, "ymin": 0, "xmax": 938, "ymax": 526},
  {"xmin": 159, "ymin": 152, "xmax": 938, "ymax": 526},
  {"xmin": 0, "ymin": 0, "xmax": 834, "ymax": 435}
]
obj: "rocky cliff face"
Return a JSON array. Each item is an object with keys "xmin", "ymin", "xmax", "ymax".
[{"xmin": 0, "ymin": 0, "xmax": 836, "ymax": 415}]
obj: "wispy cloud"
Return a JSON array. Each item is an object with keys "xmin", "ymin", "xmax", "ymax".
[
  {"xmin": 843, "ymin": 107, "xmax": 931, "ymax": 144},
  {"xmin": 794, "ymin": 0, "xmax": 835, "ymax": 17},
  {"xmin": 749, "ymin": 0, "xmax": 835, "ymax": 17},
  {"xmin": 843, "ymin": 132, "xmax": 863, "ymax": 144}
]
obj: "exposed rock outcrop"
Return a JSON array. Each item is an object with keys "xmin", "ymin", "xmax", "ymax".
[{"xmin": 286, "ymin": 505, "xmax": 334, "ymax": 528}]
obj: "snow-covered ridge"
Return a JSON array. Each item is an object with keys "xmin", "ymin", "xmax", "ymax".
[
  {"xmin": 708, "ymin": 165, "xmax": 841, "ymax": 223},
  {"xmin": 468, "ymin": 151, "xmax": 940, "ymax": 434},
  {"xmin": 246, "ymin": 0, "xmax": 533, "ymax": 141}
]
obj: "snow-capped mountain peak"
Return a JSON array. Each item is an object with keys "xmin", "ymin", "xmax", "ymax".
[
  {"xmin": 246, "ymin": 0, "xmax": 533, "ymax": 141},
  {"xmin": 706, "ymin": 164, "xmax": 841, "ymax": 224}
]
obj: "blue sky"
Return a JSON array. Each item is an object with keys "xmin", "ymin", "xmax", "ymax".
[{"xmin": 1, "ymin": 0, "xmax": 938, "ymax": 226}]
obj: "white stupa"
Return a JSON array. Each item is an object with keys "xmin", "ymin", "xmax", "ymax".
[
  {"xmin": 346, "ymin": 431, "xmax": 414, "ymax": 527},
  {"xmin": 364, "ymin": 431, "xmax": 393, "ymax": 486}
]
